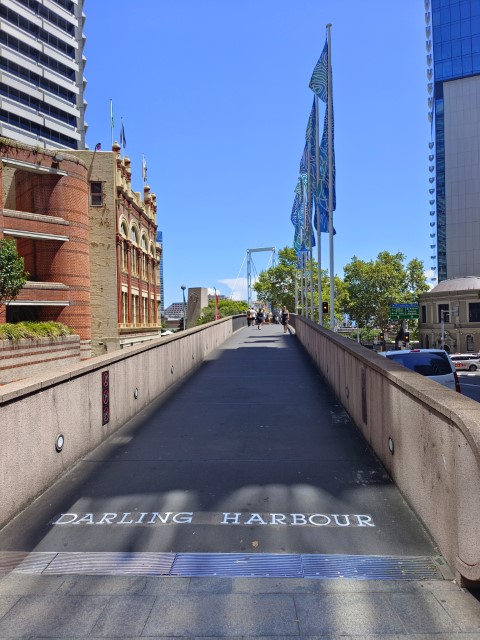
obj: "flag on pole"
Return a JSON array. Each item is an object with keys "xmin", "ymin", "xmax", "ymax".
[
  {"xmin": 95, "ymin": 142, "xmax": 101, "ymax": 151},
  {"xmin": 309, "ymin": 40, "xmax": 328, "ymax": 103},
  {"xmin": 142, "ymin": 154, "xmax": 147, "ymax": 183},
  {"xmin": 314, "ymin": 92, "xmax": 336, "ymax": 235},
  {"xmin": 120, "ymin": 120, "xmax": 126, "ymax": 149}
]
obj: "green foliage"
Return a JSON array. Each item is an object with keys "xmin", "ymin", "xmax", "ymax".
[
  {"xmin": 196, "ymin": 299, "xmax": 249, "ymax": 325},
  {"xmin": 343, "ymin": 251, "xmax": 429, "ymax": 331},
  {"xmin": 0, "ymin": 321, "xmax": 74, "ymax": 341},
  {"xmin": 0, "ymin": 239, "xmax": 28, "ymax": 305},
  {"xmin": 252, "ymin": 246, "xmax": 348, "ymax": 327}
]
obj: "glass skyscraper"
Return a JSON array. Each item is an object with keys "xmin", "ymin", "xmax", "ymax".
[{"xmin": 430, "ymin": 0, "xmax": 480, "ymax": 280}]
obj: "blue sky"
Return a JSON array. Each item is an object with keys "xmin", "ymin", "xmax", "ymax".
[{"xmin": 84, "ymin": 0, "xmax": 431, "ymax": 307}]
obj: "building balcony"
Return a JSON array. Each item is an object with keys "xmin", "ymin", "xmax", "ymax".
[{"xmin": 10, "ymin": 281, "xmax": 70, "ymax": 306}]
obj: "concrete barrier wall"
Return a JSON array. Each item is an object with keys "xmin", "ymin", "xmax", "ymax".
[
  {"xmin": 0, "ymin": 317, "xmax": 245, "ymax": 529},
  {"xmin": 0, "ymin": 335, "xmax": 81, "ymax": 383},
  {"xmin": 293, "ymin": 314, "xmax": 480, "ymax": 584}
]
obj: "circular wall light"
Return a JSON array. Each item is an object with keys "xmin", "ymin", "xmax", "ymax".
[
  {"xmin": 55, "ymin": 434, "xmax": 65, "ymax": 452},
  {"xmin": 388, "ymin": 436, "xmax": 395, "ymax": 455}
]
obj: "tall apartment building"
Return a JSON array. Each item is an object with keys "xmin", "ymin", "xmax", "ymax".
[
  {"xmin": 0, "ymin": 0, "xmax": 86, "ymax": 149},
  {"xmin": 428, "ymin": 0, "xmax": 480, "ymax": 281}
]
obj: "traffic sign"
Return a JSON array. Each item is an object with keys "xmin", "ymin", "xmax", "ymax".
[{"xmin": 389, "ymin": 303, "xmax": 419, "ymax": 320}]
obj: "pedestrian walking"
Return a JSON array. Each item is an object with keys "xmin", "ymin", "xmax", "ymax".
[
  {"xmin": 256, "ymin": 308, "xmax": 265, "ymax": 329},
  {"xmin": 281, "ymin": 306, "xmax": 290, "ymax": 333},
  {"xmin": 246, "ymin": 308, "xmax": 253, "ymax": 327}
]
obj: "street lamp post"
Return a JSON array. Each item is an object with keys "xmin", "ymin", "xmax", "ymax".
[{"xmin": 181, "ymin": 285, "xmax": 186, "ymax": 331}]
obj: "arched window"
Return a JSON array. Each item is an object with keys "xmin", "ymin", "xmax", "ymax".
[
  {"xmin": 141, "ymin": 235, "xmax": 148, "ymax": 279},
  {"xmin": 130, "ymin": 226, "xmax": 139, "ymax": 275},
  {"xmin": 120, "ymin": 221, "xmax": 128, "ymax": 271}
]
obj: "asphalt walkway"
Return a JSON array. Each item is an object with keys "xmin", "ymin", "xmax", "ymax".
[{"xmin": 0, "ymin": 323, "xmax": 479, "ymax": 638}]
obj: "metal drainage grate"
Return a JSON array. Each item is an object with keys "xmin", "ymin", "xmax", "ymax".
[
  {"xmin": 42, "ymin": 552, "xmax": 175, "ymax": 576},
  {"xmin": 1, "ymin": 552, "xmax": 445, "ymax": 580},
  {"xmin": 301, "ymin": 554, "xmax": 443, "ymax": 580},
  {"xmin": 170, "ymin": 553, "xmax": 303, "ymax": 578}
]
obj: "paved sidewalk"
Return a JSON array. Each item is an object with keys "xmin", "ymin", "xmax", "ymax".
[
  {"xmin": 0, "ymin": 323, "xmax": 479, "ymax": 637},
  {"xmin": 0, "ymin": 573, "xmax": 479, "ymax": 638}
]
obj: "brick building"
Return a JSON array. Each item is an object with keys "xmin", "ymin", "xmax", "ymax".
[
  {"xmin": 0, "ymin": 138, "xmax": 92, "ymax": 357},
  {"xmin": 0, "ymin": 138, "xmax": 161, "ymax": 359}
]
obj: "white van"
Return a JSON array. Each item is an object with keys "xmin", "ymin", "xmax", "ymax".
[{"xmin": 378, "ymin": 349, "xmax": 461, "ymax": 392}]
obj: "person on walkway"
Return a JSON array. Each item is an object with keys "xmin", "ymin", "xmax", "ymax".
[
  {"xmin": 246, "ymin": 308, "xmax": 253, "ymax": 327},
  {"xmin": 281, "ymin": 306, "xmax": 290, "ymax": 333},
  {"xmin": 256, "ymin": 308, "xmax": 265, "ymax": 329}
]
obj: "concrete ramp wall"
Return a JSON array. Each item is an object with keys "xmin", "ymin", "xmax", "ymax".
[
  {"xmin": 293, "ymin": 314, "xmax": 480, "ymax": 585},
  {"xmin": 0, "ymin": 317, "xmax": 245, "ymax": 530}
]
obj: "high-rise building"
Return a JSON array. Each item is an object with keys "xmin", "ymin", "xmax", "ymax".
[
  {"xmin": 429, "ymin": 0, "xmax": 480, "ymax": 282},
  {"xmin": 0, "ymin": 0, "xmax": 87, "ymax": 149},
  {"xmin": 424, "ymin": 0, "xmax": 480, "ymax": 282}
]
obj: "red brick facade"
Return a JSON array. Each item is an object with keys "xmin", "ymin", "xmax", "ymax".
[
  {"xmin": 0, "ymin": 140, "xmax": 91, "ymax": 345},
  {"xmin": 1, "ymin": 139, "xmax": 162, "ymax": 361}
]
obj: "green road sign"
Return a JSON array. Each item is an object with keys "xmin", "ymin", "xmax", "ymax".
[{"xmin": 389, "ymin": 303, "xmax": 419, "ymax": 320}]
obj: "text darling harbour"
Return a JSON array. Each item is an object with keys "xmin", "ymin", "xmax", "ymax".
[{"xmin": 51, "ymin": 512, "xmax": 375, "ymax": 527}]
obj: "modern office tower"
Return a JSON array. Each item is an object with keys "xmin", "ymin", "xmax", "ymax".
[
  {"xmin": 0, "ymin": 0, "xmax": 87, "ymax": 149},
  {"xmin": 428, "ymin": 0, "xmax": 480, "ymax": 281}
]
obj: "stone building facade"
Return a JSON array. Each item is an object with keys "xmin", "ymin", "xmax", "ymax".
[
  {"xmin": 418, "ymin": 277, "xmax": 480, "ymax": 353},
  {"xmin": 0, "ymin": 138, "xmax": 161, "ymax": 360},
  {"xmin": 71, "ymin": 143, "xmax": 161, "ymax": 355}
]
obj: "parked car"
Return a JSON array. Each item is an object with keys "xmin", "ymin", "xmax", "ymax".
[
  {"xmin": 450, "ymin": 353, "xmax": 480, "ymax": 371},
  {"xmin": 378, "ymin": 349, "xmax": 461, "ymax": 392}
]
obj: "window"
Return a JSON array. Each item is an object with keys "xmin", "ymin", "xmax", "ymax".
[
  {"xmin": 122, "ymin": 292, "xmax": 128, "ymax": 324},
  {"xmin": 132, "ymin": 294, "xmax": 139, "ymax": 324},
  {"xmin": 469, "ymin": 302, "xmax": 480, "ymax": 322},
  {"xmin": 421, "ymin": 305, "xmax": 427, "ymax": 323},
  {"xmin": 90, "ymin": 182, "xmax": 103, "ymax": 206},
  {"xmin": 438, "ymin": 303, "xmax": 449, "ymax": 323}
]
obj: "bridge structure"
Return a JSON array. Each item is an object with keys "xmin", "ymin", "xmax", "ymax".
[{"xmin": 0, "ymin": 315, "xmax": 479, "ymax": 637}]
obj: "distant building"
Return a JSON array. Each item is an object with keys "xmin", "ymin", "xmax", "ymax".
[
  {"xmin": 165, "ymin": 302, "xmax": 185, "ymax": 319},
  {"xmin": 419, "ymin": 276, "xmax": 480, "ymax": 352},
  {"xmin": 157, "ymin": 230, "xmax": 164, "ymax": 319},
  {"xmin": 429, "ymin": 0, "xmax": 480, "ymax": 281},
  {"xmin": 0, "ymin": 0, "xmax": 87, "ymax": 149}
]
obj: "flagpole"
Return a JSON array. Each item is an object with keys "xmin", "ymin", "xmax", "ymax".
[
  {"xmin": 315, "ymin": 94, "xmax": 322, "ymax": 326},
  {"xmin": 306, "ymin": 143, "xmax": 314, "ymax": 321},
  {"xmin": 327, "ymin": 24, "xmax": 335, "ymax": 331},
  {"xmin": 110, "ymin": 99, "xmax": 114, "ymax": 148}
]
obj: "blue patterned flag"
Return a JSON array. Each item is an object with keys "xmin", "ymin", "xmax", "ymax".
[
  {"xmin": 309, "ymin": 40, "xmax": 328, "ymax": 103},
  {"xmin": 120, "ymin": 121, "xmax": 126, "ymax": 149},
  {"xmin": 314, "ymin": 104, "xmax": 336, "ymax": 236},
  {"xmin": 306, "ymin": 98, "xmax": 317, "ymax": 201}
]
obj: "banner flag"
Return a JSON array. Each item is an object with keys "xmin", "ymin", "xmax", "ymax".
[
  {"xmin": 120, "ymin": 120, "xmax": 126, "ymax": 149},
  {"xmin": 309, "ymin": 39, "xmax": 328, "ymax": 103}
]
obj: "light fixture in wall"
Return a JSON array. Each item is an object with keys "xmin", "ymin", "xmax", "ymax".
[
  {"xmin": 55, "ymin": 434, "xmax": 65, "ymax": 452},
  {"xmin": 388, "ymin": 436, "xmax": 394, "ymax": 455}
]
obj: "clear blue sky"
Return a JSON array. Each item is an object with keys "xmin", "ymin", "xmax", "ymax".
[{"xmin": 84, "ymin": 0, "xmax": 431, "ymax": 307}]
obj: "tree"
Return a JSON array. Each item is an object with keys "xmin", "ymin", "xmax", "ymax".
[
  {"xmin": 196, "ymin": 298, "xmax": 249, "ymax": 325},
  {"xmin": 0, "ymin": 239, "xmax": 28, "ymax": 308},
  {"xmin": 253, "ymin": 247, "xmax": 298, "ymax": 311},
  {"xmin": 343, "ymin": 251, "xmax": 429, "ymax": 332},
  {"xmin": 253, "ymin": 246, "xmax": 348, "ymax": 327}
]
